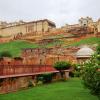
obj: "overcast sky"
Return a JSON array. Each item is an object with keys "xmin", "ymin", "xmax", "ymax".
[{"xmin": 0, "ymin": 0, "xmax": 100, "ymax": 27}]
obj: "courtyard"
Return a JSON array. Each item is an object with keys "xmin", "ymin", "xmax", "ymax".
[{"xmin": 0, "ymin": 78, "xmax": 98, "ymax": 100}]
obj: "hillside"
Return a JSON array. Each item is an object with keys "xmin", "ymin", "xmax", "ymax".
[
  {"xmin": 0, "ymin": 40, "xmax": 39, "ymax": 57},
  {"xmin": 0, "ymin": 37, "xmax": 99, "ymax": 57},
  {"xmin": 66, "ymin": 37, "xmax": 100, "ymax": 47}
]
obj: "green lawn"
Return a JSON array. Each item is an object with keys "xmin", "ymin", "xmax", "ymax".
[{"xmin": 0, "ymin": 78, "xmax": 98, "ymax": 100}]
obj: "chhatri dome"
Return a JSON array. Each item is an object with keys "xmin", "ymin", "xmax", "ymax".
[{"xmin": 76, "ymin": 46, "xmax": 94, "ymax": 58}]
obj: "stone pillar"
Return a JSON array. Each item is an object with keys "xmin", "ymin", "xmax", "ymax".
[{"xmin": 63, "ymin": 71, "xmax": 70, "ymax": 80}]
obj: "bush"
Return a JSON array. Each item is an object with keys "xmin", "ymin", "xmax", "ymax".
[
  {"xmin": 74, "ymin": 71, "xmax": 81, "ymax": 77},
  {"xmin": 69, "ymin": 72, "xmax": 74, "ymax": 77},
  {"xmin": 37, "ymin": 73, "xmax": 53, "ymax": 83},
  {"xmin": 53, "ymin": 61, "xmax": 71, "ymax": 70},
  {"xmin": 69, "ymin": 64, "xmax": 82, "ymax": 77},
  {"xmin": 96, "ymin": 42, "xmax": 100, "ymax": 55},
  {"xmin": 82, "ymin": 55, "xmax": 100, "ymax": 96},
  {"xmin": 0, "ymin": 51, "xmax": 12, "ymax": 58}
]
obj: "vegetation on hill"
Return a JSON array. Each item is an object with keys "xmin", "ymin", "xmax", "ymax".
[
  {"xmin": 0, "ymin": 37, "xmax": 99, "ymax": 57},
  {"xmin": 0, "ymin": 40, "xmax": 39, "ymax": 57},
  {"xmin": 66, "ymin": 37, "xmax": 100, "ymax": 47}
]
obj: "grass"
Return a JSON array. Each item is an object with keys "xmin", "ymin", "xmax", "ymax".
[
  {"xmin": 67, "ymin": 37, "xmax": 100, "ymax": 47},
  {"xmin": 0, "ymin": 40, "xmax": 63, "ymax": 57},
  {"xmin": 0, "ymin": 37, "xmax": 99, "ymax": 57},
  {"xmin": 0, "ymin": 78, "xmax": 98, "ymax": 100},
  {"xmin": 0, "ymin": 40, "xmax": 39, "ymax": 57}
]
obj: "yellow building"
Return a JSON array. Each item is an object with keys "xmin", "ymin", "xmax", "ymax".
[
  {"xmin": 0, "ymin": 19, "xmax": 56, "ymax": 37},
  {"xmin": 97, "ymin": 19, "xmax": 100, "ymax": 32}
]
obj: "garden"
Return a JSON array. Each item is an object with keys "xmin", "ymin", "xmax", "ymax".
[
  {"xmin": 0, "ymin": 78, "xmax": 98, "ymax": 100},
  {"xmin": 0, "ymin": 41, "xmax": 100, "ymax": 100}
]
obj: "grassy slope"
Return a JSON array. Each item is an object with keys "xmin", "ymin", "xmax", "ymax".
[
  {"xmin": 0, "ymin": 78, "xmax": 98, "ymax": 100},
  {"xmin": 45, "ymin": 37, "xmax": 100, "ymax": 48},
  {"xmin": 67, "ymin": 37, "xmax": 100, "ymax": 47},
  {"xmin": 0, "ymin": 37, "xmax": 99, "ymax": 57},
  {"xmin": 0, "ymin": 40, "xmax": 39, "ymax": 57}
]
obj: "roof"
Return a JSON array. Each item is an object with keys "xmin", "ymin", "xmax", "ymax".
[{"xmin": 76, "ymin": 46, "xmax": 94, "ymax": 58}]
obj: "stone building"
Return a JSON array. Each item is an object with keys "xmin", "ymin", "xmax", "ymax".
[
  {"xmin": 79, "ymin": 17, "xmax": 100, "ymax": 34},
  {"xmin": 0, "ymin": 19, "xmax": 56, "ymax": 37},
  {"xmin": 79, "ymin": 17, "xmax": 93, "ymax": 27},
  {"xmin": 61, "ymin": 17, "xmax": 100, "ymax": 35}
]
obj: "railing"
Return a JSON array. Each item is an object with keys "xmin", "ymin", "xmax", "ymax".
[{"xmin": 0, "ymin": 65, "xmax": 57, "ymax": 78}]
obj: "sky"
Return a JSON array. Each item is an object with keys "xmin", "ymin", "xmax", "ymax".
[{"xmin": 0, "ymin": 0, "xmax": 100, "ymax": 27}]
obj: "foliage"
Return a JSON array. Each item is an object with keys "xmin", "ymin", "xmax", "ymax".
[
  {"xmin": 69, "ymin": 63, "xmax": 82, "ymax": 77},
  {"xmin": 96, "ymin": 42, "xmax": 100, "ymax": 55},
  {"xmin": 74, "ymin": 71, "xmax": 81, "ymax": 77},
  {"xmin": 54, "ymin": 61, "xmax": 71, "ymax": 79},
  {"xmin": 53, "ymin": 61, "xmax": 71, "ymax": 70},
  {"xmin": 0, "ymin": 51, "xmax": 12, "ymax": 57},
  {"xmin": 37, "ymin": 73, "xmax": 53, "ymax": 83},
  {"xmin": 82, "ymin": 55, "xmax": 100, "ymax": 96}
]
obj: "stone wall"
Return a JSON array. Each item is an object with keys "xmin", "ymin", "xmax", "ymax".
[
  {"xmin": 0, "ymin": 71, "xmax": 70, "ymax": 94},
  {"xmin": 0, "ymin": 76, "xmax": 34, "ymax": 94}
]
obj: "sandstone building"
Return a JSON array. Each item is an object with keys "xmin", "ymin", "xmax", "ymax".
[
  {"xmin": 62, "ymin": 17, "xmax": 100, "ymax": 34},
  {"xmin": 0, "ymin": 19, "xmax": 56, "ymax": 37}
]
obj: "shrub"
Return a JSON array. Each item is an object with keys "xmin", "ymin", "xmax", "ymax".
[
  {"xmin": 0, "ymin": 51, "xmax": 12, "ymax": 58},
  {"xmin": 69, "ymin": 63, "xmax": 82, "ymax": 77},
  {"xmin": 82, "ymin": 55, "xmax": 100, "ymax": 96},
  {"xmin": 69, "ymin": 72, "xmax": 74, "ymax": 77},
  {"xmin": 37, "ymin": 73, "xmax": 53, "ymax": 83},
  {"xmin": 74, "ymin": 71, "xmax": 81, "ymax": 77},
  {"xmin": 96, "ymin": 42, "xmax": 100, "ymax": 55},
  {"xmin": 53, "ymin": 61, "xmax": 71, "ymax": 70},
  {"xmin": 53, "ymin": 61, "xmax": 71, "ymax": 79}
]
